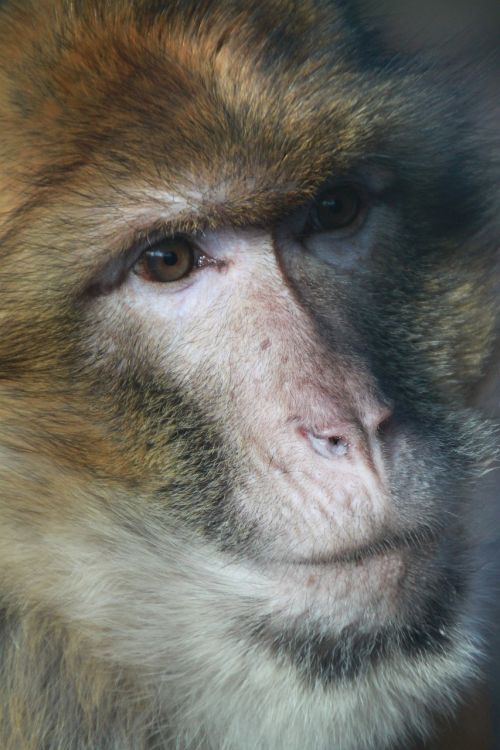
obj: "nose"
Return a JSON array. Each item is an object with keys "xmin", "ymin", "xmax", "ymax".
[{"xmin": 298, "ymin": 405, "xmax": 393, "ymax": 461}]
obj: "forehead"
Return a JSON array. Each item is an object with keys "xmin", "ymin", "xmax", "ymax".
[{"xmin": 0, "ymin": 0, "xmax": 406, "ymax": 221}]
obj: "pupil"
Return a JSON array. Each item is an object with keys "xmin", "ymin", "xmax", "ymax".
[
  {"xmin": 322, "ymin": 199, "xmax": 341, "ymax": 214},
  {"xmin": 162, "ymin": 251, "xmax": 179, "ymax": 266}
]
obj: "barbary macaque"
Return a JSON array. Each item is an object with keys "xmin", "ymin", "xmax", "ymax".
[{"xmin": 0, "ymin": 1, "xmax": 498, "ymax": 749}]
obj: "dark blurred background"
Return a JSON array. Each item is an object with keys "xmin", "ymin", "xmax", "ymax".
[{"xmin": 358, "ymin": 0, "xmax": 499, "ymax": 54}]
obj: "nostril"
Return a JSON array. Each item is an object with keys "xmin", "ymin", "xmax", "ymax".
[
  {"xmin": 327, "ymin": 435, "xmax": 349, "ymax": 457},
  {"xmin": 306, "ymin": 431, "xmax": 350, "ymax": 459},
  {"xmin": 376, "ymin": 410, "xmax": 395, "ymax": 443}
]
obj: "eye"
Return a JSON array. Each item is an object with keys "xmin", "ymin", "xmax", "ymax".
[
  {"xmin": 306, "ymin": 187, "xmax": 362, "ymax": 233},
  {"xmin": 134, "ymin": 236, "xmax": 196, "ymax": 283}
]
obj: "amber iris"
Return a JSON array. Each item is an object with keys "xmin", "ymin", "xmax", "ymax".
[{"xmin": 139, "ymin": 237, "xmax": 195, "ymax": 282}]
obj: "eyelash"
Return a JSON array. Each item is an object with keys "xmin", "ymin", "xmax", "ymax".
[{"xmin": 132, "ymin": 231, "xmax": 230, "ymax": 286}]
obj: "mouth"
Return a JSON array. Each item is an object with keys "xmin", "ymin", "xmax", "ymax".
[
  {"xmin": 247, "ymin": 523, "xmax": 449, "ymax": 644},
  {"xmin": 258, "ymin": 523, "xmax": 440, "ymax": 568},
  {"xmin": 245, "ymin": 528, "xmax": 463, "ymax": 686}
]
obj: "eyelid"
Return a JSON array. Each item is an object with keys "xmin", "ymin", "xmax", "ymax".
[
  {"xmin": 133, "ymin": 235, "xmax": 198, "ymax": 281},
  {"xmin": 132, "ymin": 234, "xmax": 227, "ymax": 288},
  {"xmin": 131, "ymin": 230, "xmax": 199, "ymax": 268},
  {"xmin": 298, "ymin": 187, "xmax": 368, "ymax": 239},
  {"xmin": 84, "ymin": 231, "xmax": 197, "ymax": 297}
]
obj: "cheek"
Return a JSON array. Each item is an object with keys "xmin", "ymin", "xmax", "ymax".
[{"xmin": 111, "ymin": 247, "xmax": 310, "ymax": 398}]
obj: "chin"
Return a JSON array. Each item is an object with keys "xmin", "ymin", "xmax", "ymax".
[
  {"xmin": 159, "ymin": 529, "xmax": 479, "ymax": 750},
  {"xmin": 238, "ymin": 528, "xmax": 467, "ymax": 684}
]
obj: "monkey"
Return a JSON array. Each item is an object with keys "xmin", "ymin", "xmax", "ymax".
[{"xmin": 0, "ymin": 1, "xmax": 498, "ymax": 749}]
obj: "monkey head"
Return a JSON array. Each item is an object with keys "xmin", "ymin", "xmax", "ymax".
[{"xmin": 0, "ymin": 2, "xmax": 497, "ymax": 749}]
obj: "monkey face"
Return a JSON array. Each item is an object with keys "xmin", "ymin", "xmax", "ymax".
[
  {"xmin": 81, "ymin": 199, "xmax": 482, "ymax": 686},
  {"xmin": 0, "ymin": 2, "xmax": 497, "ymax": 749}
]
